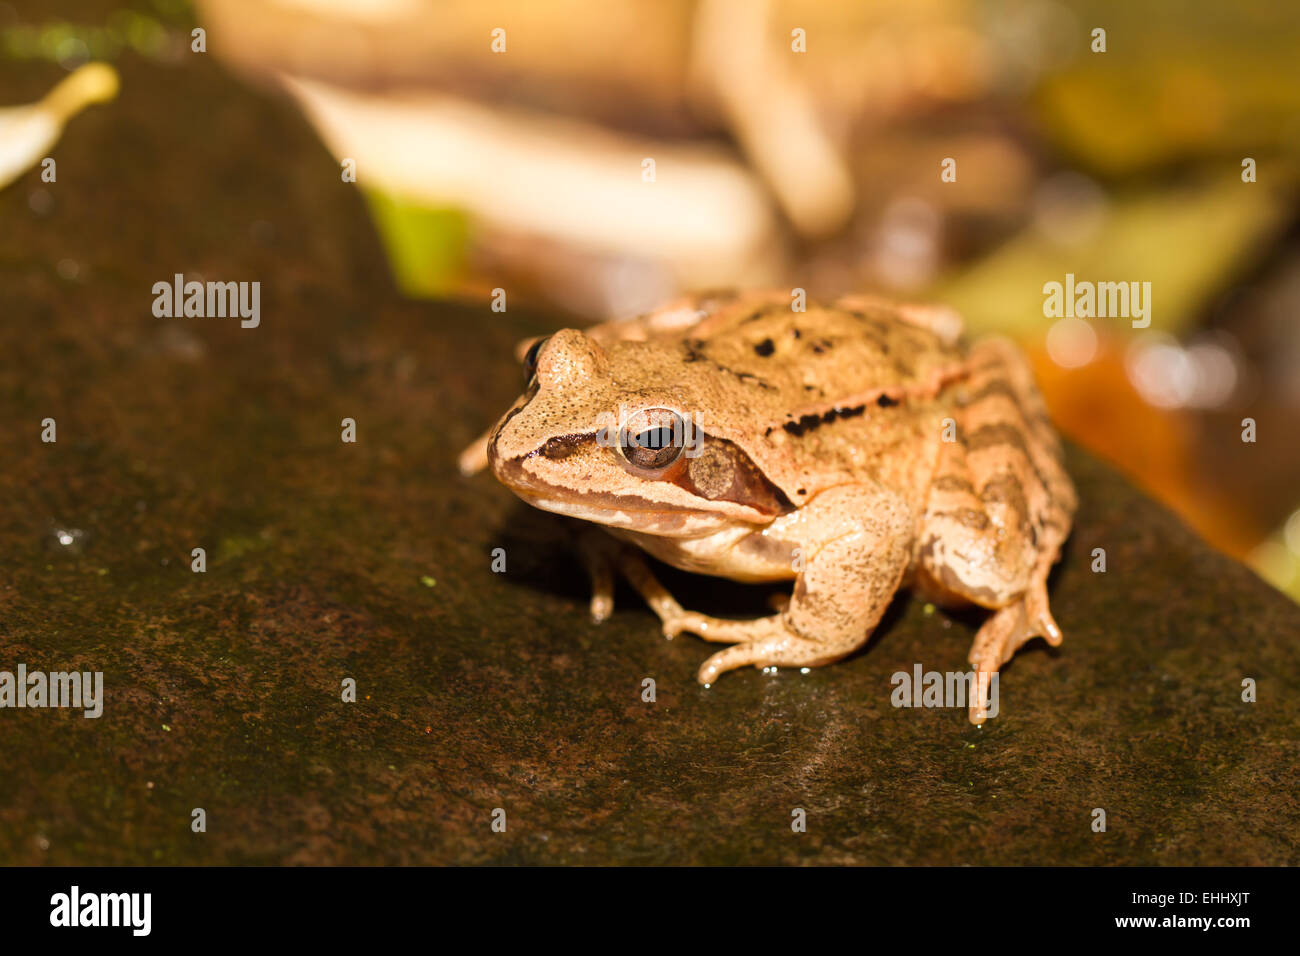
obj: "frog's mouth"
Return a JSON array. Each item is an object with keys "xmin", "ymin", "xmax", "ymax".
[
  {"xmin": 489, "ymin": 427, "xmax": 773, "ymax": 537},
  {"xmin": 492, "ymin": 449, "xmax": 733, "ymax": 537}
]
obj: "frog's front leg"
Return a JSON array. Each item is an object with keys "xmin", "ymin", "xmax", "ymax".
[
  {"xmin": 576, "ymin": 527, "xmax": 779, "ymax": 643},
  {"xmin": 662, "ymin": 485, "xmax": 915, "ymax": 684},
  {"xmin": 575, "ymin": 526, "xmax": 685, "ymax": 624}
]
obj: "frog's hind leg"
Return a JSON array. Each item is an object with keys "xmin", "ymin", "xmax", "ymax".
[{"xmin": 918, "ymin": 337, "xmax": 1076, "ymax": 723}]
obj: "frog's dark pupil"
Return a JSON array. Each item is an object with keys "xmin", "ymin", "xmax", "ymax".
[
  {"xmin": 635, "ymin": 427, "xmax": 672, "ymax": 450},
  {"xmin": 622, "ymin": 418, "xmax": 684, "ymax": 470}
]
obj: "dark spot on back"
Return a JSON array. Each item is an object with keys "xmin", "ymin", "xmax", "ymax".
[
  {"xmin": 754, "ymin": 338, "xmax": 775, "ymax": 357},
  {"xmin": 682, "ymin": 339, "xmax": 776, "ymax": 390},
  {"xmin": 783, "ymin": 414, "xmax": 823, "ymax": 436},
  {"xmin": 734, "ymin": 370, "xmax": 775, "ymax": 390},
  {"xmin": 782, "ymin": 403, "xmax": 865, "ymax": 436},
  {"xmin": 683, "ymin": 339, "xmax": 707, "ymax": 362}
]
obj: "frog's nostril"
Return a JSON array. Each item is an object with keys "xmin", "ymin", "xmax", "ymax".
[{"xmin": 522, "ymin": 336, "xmax": 549, "ymax": 385}]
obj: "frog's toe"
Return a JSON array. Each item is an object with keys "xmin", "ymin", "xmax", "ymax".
[
  {"xmin": 589, "ymin": 592, "xmax": 614, "ymax": 624},
  {"xmin": 967, "ymin": 601, "xmax": 1022, "ymax": 723},
  {"xmin": 663, "ymin": 611, "xmax": 757, "ymax": 644},
  {"xmin": 966, "ymin": 590, "xmax": 1065, "ymax": 722},
  {"xmin": 1025, "ymin": 583, "xmax": 1063, "ymax": 646},
  {"xmin": 969, "ymin": 670, "xmax": 998, "ymax": 725},
  {"xmin": 698, "ymin": 642, "xmax": 772, "ymax": 685},
  {"xmin": 696, "ymin": 629, "xmax": 838, "ymax": 686}
]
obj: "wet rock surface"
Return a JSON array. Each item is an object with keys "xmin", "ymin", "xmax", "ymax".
[{"xmin": 1, "ymin": 52, "xmax": 1297, "ymax": 866}]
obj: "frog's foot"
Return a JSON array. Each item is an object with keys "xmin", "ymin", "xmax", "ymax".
[
  {"xmin": 681, "ymin": 615, "xmax": 841, "ymax": 686},
  {"xmin": 966, "ymin": 583, "xmax": 1062, "ymax": 724},
  {"xmin": 661, "ymin": 610, "xmax": 779, "ymax": 645}
]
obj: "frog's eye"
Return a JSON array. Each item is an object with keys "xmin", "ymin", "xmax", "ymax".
[
  {"xmin": 523, "ymin": 336, "xmax": 549, "ymax": 385},
  {"xmin": 619, "ymin": 408, "xmax": 686, "ymax": 472}
]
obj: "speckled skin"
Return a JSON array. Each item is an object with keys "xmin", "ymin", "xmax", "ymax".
[{"xmin": 472, "ymin": 291, "xmax": 1077, "ymax": 723}]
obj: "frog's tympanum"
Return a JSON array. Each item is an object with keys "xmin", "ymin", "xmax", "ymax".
[{"xmin": 461, "ymin": 291, "xmax": 1076, "ymax": 722}]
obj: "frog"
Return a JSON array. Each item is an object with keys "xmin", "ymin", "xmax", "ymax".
[{"xmin": 459, "ymin": 290, "xmax": 1077, "ymax": 723}]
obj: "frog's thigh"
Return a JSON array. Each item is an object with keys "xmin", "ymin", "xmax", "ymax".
[
  {"xmin": 917, "ymin": 436, "xmax": 1034, "ymax": 609},
  {"xmin": 918, "ymin": 348, "xmax": 1057, "ymax": 608},
  {"xmin": 692, "ymin": 484, "xmax": 913, "ymax": 683},
  {"xmin": 922, "ymin": 343, "xmax": 1075, "ymax": 722}
]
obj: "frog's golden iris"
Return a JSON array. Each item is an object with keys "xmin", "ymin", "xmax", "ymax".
[{"xmin": 618, "ymin": 407, "xmax": 686, "ymax": 472}]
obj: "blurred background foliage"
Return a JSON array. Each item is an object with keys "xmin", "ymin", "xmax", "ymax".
[{"xmin": 4, "ymin": 0, "xmax": 1299, "ymax": 600}]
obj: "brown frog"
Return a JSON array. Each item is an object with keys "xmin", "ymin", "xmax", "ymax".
[{"xmin": 460, "ymin": 291, "xmax": 1076, "ymax": 722}]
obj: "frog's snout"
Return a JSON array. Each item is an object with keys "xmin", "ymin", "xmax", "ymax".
[{"xmin": 533, "ymin": 329, "xmax": 605, "ymax": 389}]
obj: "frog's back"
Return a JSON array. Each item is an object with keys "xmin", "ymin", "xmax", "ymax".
[
  {"xmin": 587, "ymin": 291, "xmax": 970, "ymax": 501},
  {"xmin": 589, "ymin": 291, "xmax": 965, "ymax": 407}
]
